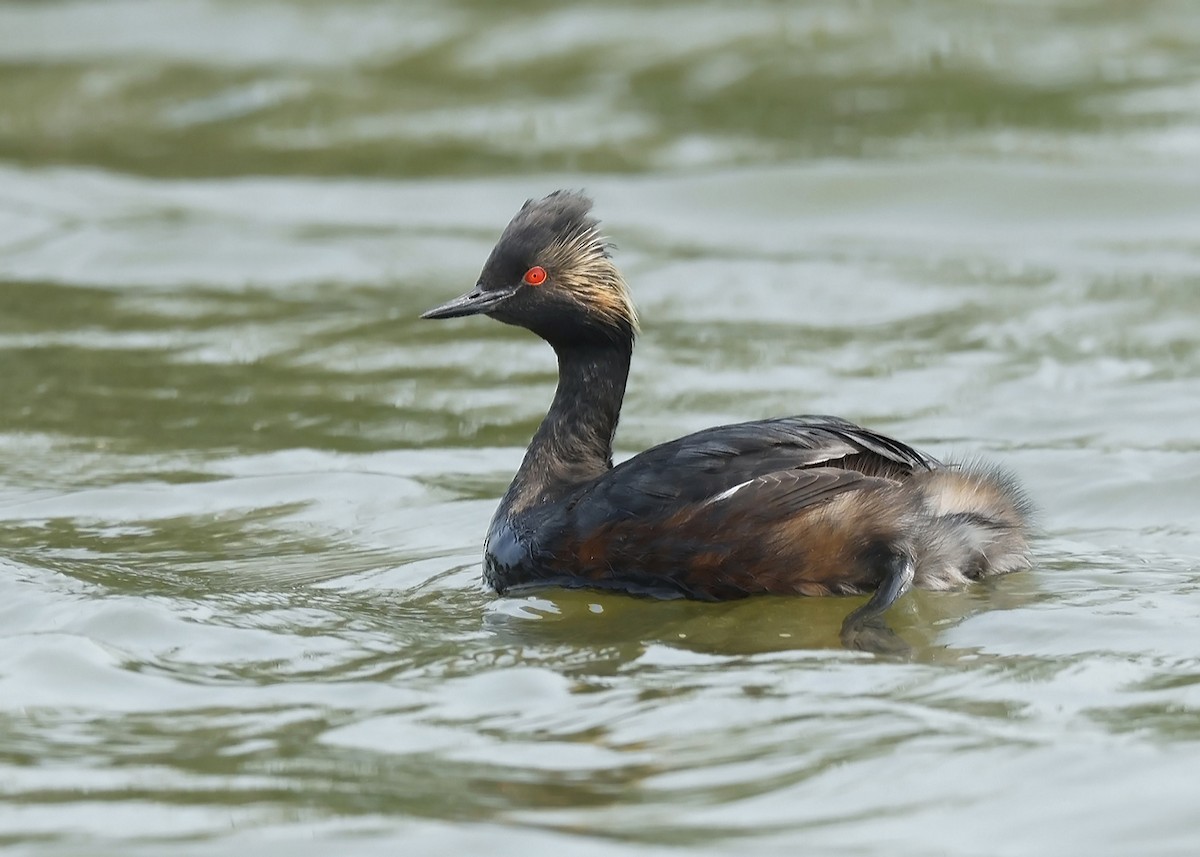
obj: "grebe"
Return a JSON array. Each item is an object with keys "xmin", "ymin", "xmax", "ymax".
[{"xmin": 422, "ymin": 191, "xmax": 1031, "ymax": 650}]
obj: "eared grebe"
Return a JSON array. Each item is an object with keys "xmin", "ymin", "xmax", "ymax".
[{"xmin": 422, "ymin": 191, "xmax": 1031, "ymax": 650}]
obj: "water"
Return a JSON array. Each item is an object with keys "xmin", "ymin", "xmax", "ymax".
[{"xmin": 2, "ymin": 1, "xmax": 1200, "ymax": 854}]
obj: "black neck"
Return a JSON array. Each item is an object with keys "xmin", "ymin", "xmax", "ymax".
[{"xmin": 499, "ymin": 339, "xmax": 632, "ymax": 516}]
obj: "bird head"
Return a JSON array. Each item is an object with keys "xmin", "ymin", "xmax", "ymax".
[{"xmin": 422, "ymin": 191, "xmax": 638, "ymax": 347}]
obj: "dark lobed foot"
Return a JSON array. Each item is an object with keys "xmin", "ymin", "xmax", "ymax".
[
  {"xmin": 840, "ymin": 615, "xmax": 912, "ymax": 656},
  {"xmin": 839, "ymin": 553, "xmax": 916, "ymax": 656}
]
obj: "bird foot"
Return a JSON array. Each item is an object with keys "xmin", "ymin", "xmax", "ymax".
[{"xmin": 840, "ymin": 615, "xmax": 912, "ymax": 657}]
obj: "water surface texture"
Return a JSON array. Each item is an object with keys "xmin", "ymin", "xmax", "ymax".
[{"xmin": 2, "ymin": 2, "xmax": 1200, "ymax": 855}]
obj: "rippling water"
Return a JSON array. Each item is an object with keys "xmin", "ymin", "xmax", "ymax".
[{"xmin": 2, "ymin": 2, "xmax": 1200, "ymax": 855}]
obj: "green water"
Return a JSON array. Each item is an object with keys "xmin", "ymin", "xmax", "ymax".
[{"xmin": 2, "ymin": 2, "xmax": 1200, "ymax": 855}]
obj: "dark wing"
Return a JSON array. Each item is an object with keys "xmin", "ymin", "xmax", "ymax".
[
  {"xmin": 695, "ymin": 465, "xmax": 878, "ymax": 517},
  {"xmin": 572, "ymin": 414, "xmax": 938, "ymax": 526},
  {"xmin": 517, "ymin": 417, "xmax": 937, "ymax": 599},
  {"xmin": 542, "ymin": 463, "xmax": 905, "ymax": 600}
]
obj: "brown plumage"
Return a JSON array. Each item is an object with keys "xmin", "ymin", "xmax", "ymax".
[{"xmin": 422, "ymin": 191, "xmax": 1033, "ymax": 651}]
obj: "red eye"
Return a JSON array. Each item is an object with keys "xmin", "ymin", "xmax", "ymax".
[{"xmin": 523, "ymin": 265, "xmax": 547, "ymax": 286}]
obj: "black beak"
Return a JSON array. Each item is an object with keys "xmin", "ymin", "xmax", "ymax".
[{"xmin": 420, "ymin": 285, "xmax": 513, "ymax": 320}]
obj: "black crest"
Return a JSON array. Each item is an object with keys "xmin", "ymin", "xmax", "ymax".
[{"xmin": 486, "ymin": 191, "xmax": 603, "ymax": 273}]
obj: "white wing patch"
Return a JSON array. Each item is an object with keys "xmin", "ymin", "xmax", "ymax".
[{"xmin": 703, "ymin": 479, "xmax": 755, "ymax": 506}]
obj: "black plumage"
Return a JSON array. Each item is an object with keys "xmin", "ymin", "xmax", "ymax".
[{"xmin": 423, "ymin": 191, "xmax": 1032, "ymax": 650}]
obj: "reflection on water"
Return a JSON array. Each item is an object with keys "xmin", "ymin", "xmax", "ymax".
[{"xmin": 1, "ymin": 1, "xmax": 1200, "ymax": 855}]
